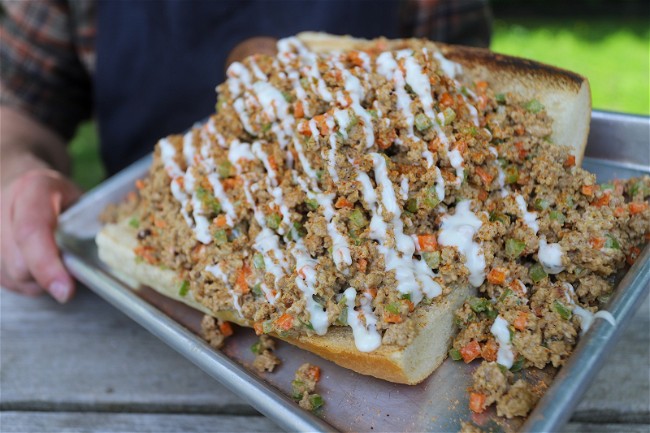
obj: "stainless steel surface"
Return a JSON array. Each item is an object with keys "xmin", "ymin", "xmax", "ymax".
[{"xmin": 57, "ymin": 110, "xmax": 650, "ymax": 433}]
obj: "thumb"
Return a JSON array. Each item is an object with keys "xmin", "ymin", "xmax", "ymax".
[{"xmin": 225, "ymin": 36, "xmax": 278, "ymax": 69}]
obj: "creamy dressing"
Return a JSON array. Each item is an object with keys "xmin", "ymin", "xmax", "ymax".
[
  {"xmin": 448, "ymin": 149, "xmax": 465, "ymax": 184},
  {"xmin": 515, "ymin": 194, "xmax": 539, "ymax": 234},
  {"xmin": 563, "ymin": 283, "xmax": 617, "ymax": 335},
  {"xmin": 344, "ymin": 287, "xmax": 381, "ymax": 352},
  {"xmin": 538, "ymin": 237, "xmax": 565, "ymax": 274},
  {"xmin": 438, "ymin": 200, "xmax": 486, "ymax": 287},
  {"xmin": 491, "ymin": 315, "xmax": 514, "ymax": 369},
  {"xmin": 434, "ymin": 166, "xmax": 446, "ymax": 201},
  {"xmin": 399, "ymin": 176, "xmax": 409, "ymax": 200},
  {"xmin": 206, "ymin": 263, "xmax": 243, "ymax": 317},
  {"xmin": 292, "ymin": 240, "xmax": 329, "ymax": 335}
]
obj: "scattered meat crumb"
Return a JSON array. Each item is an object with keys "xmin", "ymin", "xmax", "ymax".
[
  {"xmin": 200, "ymin": 315, "xmax": 232, "ymax": 349},
  {"xmin": 292, "ymin": 363, "xmax": 323, "ymax": 411},
  {"xmin": 251, "ymin": 335, "xmax": 280, "ymax": 373}
]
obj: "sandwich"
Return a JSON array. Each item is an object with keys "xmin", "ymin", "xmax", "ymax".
[{"xmin": 97, "ymin": 33, "xmax": 647, "ymax": 388}]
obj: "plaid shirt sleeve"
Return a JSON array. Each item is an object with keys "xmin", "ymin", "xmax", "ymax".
[
  {"xmin": 400, "ymin": 0, "xmax": 492, "ymax": 47},
  {"xmin": 0, "ymin": 0, "xmax": 95, "ymax": 140}
]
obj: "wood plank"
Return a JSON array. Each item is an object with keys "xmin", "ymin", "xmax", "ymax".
[
  {"xmin": 563, "ymin": 422, "xmax": 650, "ymax": 433},
  {"xmin": 0, "ymin": 412, "xmax": 280, "ymax": 433}
]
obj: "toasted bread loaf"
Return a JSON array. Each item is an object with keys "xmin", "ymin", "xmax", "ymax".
[{"xmin": 96, "ymin": 34, "xmax": 590, "ymax": 384}]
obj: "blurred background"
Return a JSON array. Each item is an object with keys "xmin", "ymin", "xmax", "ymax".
[{"xmin": 69, "ymin": 0, "xmax": 649, "ymax": 190}]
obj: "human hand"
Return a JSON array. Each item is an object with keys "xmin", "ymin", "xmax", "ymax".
[
  {"xmin": 225, "ymin": 36, "xmax": 278, "ymax": 69},
  {"xmin": 1, "ymin": 168, "xmax": 82, "ymax": 302}
]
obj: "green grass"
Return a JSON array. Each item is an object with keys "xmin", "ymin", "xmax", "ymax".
[
  {"xmin": 492, "ymin": 18, "xmax": 650, "ymax": 115},
  {"xmin": 69, "ymin": 18, "xmax": 649, "ymax": 189}
]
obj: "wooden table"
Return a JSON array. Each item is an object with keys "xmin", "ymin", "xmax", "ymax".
[{"xmin": 1, "ymin": 286, "xmax": 648, "ymax": 432}]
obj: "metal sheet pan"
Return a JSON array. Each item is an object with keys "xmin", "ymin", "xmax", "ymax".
[{"xmin": 57, "ymin": 110, "xmax": 650, "ymax": 433}]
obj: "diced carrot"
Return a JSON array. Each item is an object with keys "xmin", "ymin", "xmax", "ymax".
[
  {"xmin": 134, "ymin": 246, "xmax": 157, "ymax": 265},
  {"xmin": 405, "ymin": 299, "xmax": 415, "ymax": 312},
  {"xmin": 418, "ymin": 234, "xmax": 438, "ymax": 252},
  {"xmin": 253, "ymin": 322, "xmax": 264, "ymax": 335},
  {"xmin": 366, "ymin": 287, "xmax": 377, "ymax": 298},
  {"xmin": 307, "ymin": 365, "xmax": 321, "ymax": 382},
  {"xmin": 514, "ymin": 124, "xmax": 525, "ymax": 136},
  {"xmin": 563, "ymin": 155, "xmax": 576, "ymax": 168},
  {"xmin": 460, "ymin": 340, "xmax": 481, "ymax": 363},
  {"xmin": 219, "ymin": 321, "xmax": 234, "ymax": 337},
  {"xmin": 581, "ymin": 185, "xmax": 598, "ymax": 196},
  {"xmin": 481, "ymin": 339, "xmax": 498, "ymax": 362},
  {"xmin": 268, "ymin": 155, "xmax": 279, "ymax": 172},
  {"xmin": 592, "ymin": 194, "xmax": 611, "ymax": 207},
  {"xmin": 313, "ymin": 114, "xmax": 329, "ymax": 135},
  {"xmin": 135, "ymin": 179, "xmax": 145, "ymax": 190},
  {"xmin": 357, "ymin": 258, "xmax": 368, "ymax": 273},
  {"xmin": 627, "ymin": 246, "xmax": 641, "ymax": 265},
  {"xmin": 276, "ymin": 313, "xmax": 294, "ymax": 331},
  {"xmin": 222, "ymin": 177, "xmax": 241, "ymax": 191},
  {"xmin": 153, "ymin": 219, "xmax": 167, "ymax": 228},
  {"xmin": 347, "ymin": 51, "xmax": 365, "ymax": 68},
  {"xmin": 440, "ymin": 92, "xmax": 454, "ymax": 108},
  {"xmin": 514, "ymin": 141, "xmax": 528, "ymax": 160},
  {"xmin": 629, "ymin": 202, "xmax": 649, "ymax": 215},
  {"xmin": 513, "ymin": 311, "xmax": 528, "ymax": 331},
  {"xmin": 335, "ymin": 197, "xmax": 354, "ymax": 209},
  {"xmin": 487, "ymin": 267, "xmax": 507, "ymax": 285},
  {"xmin": 478, "ymin": 189, "xmax": 488, "ymax": 202},
  {"xmin": 475, "ymin": 166, "xmax": 494, "ymax": 186},
  {"xmin": 175, "ymin": 176, "xmax": 185, "ymax": 190},
  {"xmin": 428, "ymin": 136, "xmax": 441, "ymax": 153},
  {"xmin": 455, "ymin": 141, "xmax": 467, "ymax": 155},
  {"xmin": 510, "ymin": 279, "xmax": 527, "ymax": 297},
  {"xmin": 613, "ymin": 179, "xmax": 625, "ymax": 195},
  {"xmin": 469, "ymin": 392, "xmax": 487, "ymax": 413},
  {"xmin": 384, "ymin": 312, "xmax": 403, "ymax": 324},
  {"xmin": 298, "ymin": 120, "xmax": 312, "ymax": 136},
  {"xmin": 214, "ymin": 214, "xmax": 228, "ymax": 228},
  {"xmin": 475, "ymin": 81, "xmax": 488, "ymax": 95},
  {"xmin": 589, "ymin": 237, "xmax": 605, "ymax": 250},
  {"xmin": 293, "ymin": 100, "xmax": 304, "ymax": 119},
  {"xmin": 614, "ymin": 206, "xmax": 626, "ymax": 217},
  {"xmin": 126, "ymin": 191, "xmax": 138, "ymax": 203},
  {"xmin": 235, "ymin": 265, "xmax": 251, "ymax": 294}
]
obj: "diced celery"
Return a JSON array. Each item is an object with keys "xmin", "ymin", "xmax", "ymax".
[
  {"xmin": 386, "ymin": 302, "xmax": 401, "ymax": 314},
  {"xmin": 423, "ymin": 251, "xmax": 441, "ymax": 269},
  {"xmin": 367, "ymin": 109, "xmax": 378, "ymax": 119},
  {"xmin": 406, "ymin": 198, "xmax": 418, "ymax": 213},
  {"xmin": 505, "ymin": 238, "xmax": 526, "ymax": 258},
  {"xmin": 266, "ymin": 213, "xmax": 282, "ymax": 230},
  {"xmin": 489, "ymin": 212, "xmax": 511, "ymax": 226},
  {"xmin": 178, "ymin": 280, "xmax": 190, "ymax": 297},
  {"xmin": 128, "ymin": 217, "xmax": 140, "ymax": 229},
  {"xmin": 336, "ymin": 306, "xmax": 348, "ymax": 326},
  {"xmin": 309, "ymin": 394, "xmax": 324, "ymax": 410},
  {"xmin": 250, "ymin": 341, "xmax": 261, "ymax": 355},
  {"xmin": 525, "ymin": 99, "xmax": 544, "ymax": 114},
  {"xmin": 253, "ymin": 253, "xmax": 265, "ymax": 269},
  {"xmin": 495, "ymin": 93, "xmax": 506, "ymax": 103},
  {"xmin": 214, "ymin": 229, "xmax": 228, "ymax": 245},
  {"xmin": 534, "ymin": 198, "xmax": 550, "ymax": 211},
  {"xmin": 442, "ymin": 107, "xmax": 456, "ymax": 125},
  {"xmin": 604, "ymin": 234, "xmax": 620, "ymax": 250},
  {"xmin": 504, "ymin": 165, "xmax": 519, "ymax": 184},
  {"xmin": 529, "ymin": 263, "xmax": 548, "ymax": 283},
  {"xmin": 600, "ymin": 183, "xmax": 615, "ymax": 191},
  {"xmin": 549, "ymin": 210, "xmax": 566, "ymax": 225},
  {"xmin": 218, "ymin": 160, "xmax": 234, "ymax": 178},
  {"xmin": 468, "ymin": 297, "xmax": 490, "ymax": 313},
  {"xmin": 196, "ymin": 186, "xmax": 221, "ymax": 214},
  {"xmin": 289, "ymin": 222, "xmax": 307, "ymax": 240},
  {"xmin": 415, "ymin": 113, "xmax": 433, "ymax": 132},
  {"xmin": 510, "ymin": 356, "xmax": 524, "ymax": 372},
  {"xmin": 305, "ymin": 199, "xmax": 319, "ymax": 211},
  {"xmin": 281, "ymin": 91, "xmax": 292, "ymax": 102},
  {"xmin": 449, "ymin": 348, "xmax": 462, "ymax": 361},
  {"xmin": 252, "ymin": 283, "xmax": 263, "ymax": 297}
]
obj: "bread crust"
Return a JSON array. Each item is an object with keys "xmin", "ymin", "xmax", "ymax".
[{"xmin": 96, "ymin": 33, "xmax": 591, "ymax": 384}]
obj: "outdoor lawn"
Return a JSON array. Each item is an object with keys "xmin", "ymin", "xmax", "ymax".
[{"xmin": 69, "ymin": 18, "xmax": 649, "ymax": 190}]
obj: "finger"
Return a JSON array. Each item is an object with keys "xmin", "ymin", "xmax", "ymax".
[
  {"xmin": 0, "ymin": 268, "xmax": 44, "ymax": 296},
  {"xmin": 12, "ymin": 176, "xmax": 80, "ymax": 303},
  {"xmin": 0, "ymin": 184, "xmax": 32, "ymax": 283},
  {"xmin": 225, "ymin": 36, "xmax": 278, "ymax": 69}
]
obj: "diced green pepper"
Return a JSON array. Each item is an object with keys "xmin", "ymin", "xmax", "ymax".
[
  {"xmin": 281, "ymin": 91, "xmax": 292, "ymax": 102},
  {"xmin": 214, "ymin": 229, "xmax": 228, "ymax": 245},
  {"xmin": 309, "ymin": 394, "xmax": 324, "ymax": 410},
  {"xmin": 415, "ymin": 113, "xmax": 433, "ymax": 132},
  {"xmin": 505, "ymin": 238, "xmax": 526, "ymax": 258},
  {"xmin": 291, "ymin": 379, "xmax": 305, "ymax": 399},
  {"xmin": 128, "ymin": 217, "xmax": 140, "ymax": 229},
  {"xmin": 534, "ymin": 198, "xmax": 550, "ymax": 211},
  {"xmin": 288, "ymin": 222, "xmax": 307, "ymax": 240},
  {"xmin": 178, "ymin": 280, "xmax": 190, "ymax": 297},
  {"xmin": 266, "ymin": 213, "xmax": 282, "ymax": 230},
  {"xmin": 552, "ymin": 300, "xmax": 572, "ymax": 320},
  {"xmin": 525, "ymin": 99, "xmax": 544, "ymax": 114},
  {"xmin": 529, "ymin": 263, "xmax": 548, "ymax": 283},
  {"xmin": 449, "ymin": 348, "xmax": 462, "ymax": 361},
  {"xmin": 218, "ymin": 160, "xmax": 234, "ymax": 178},
  {"xmin": 406, "ymin": 198, "xmax": 418, "ymax": 213},
  {"xmin": 468, "ymin": 297, "xmax": 489, "ymax": 313},
  {"xmin": 349, "ymin": 209, "xmax": 368, "ymax": 230},
  {"xmin": 367, "ymin": 109, "xmax": 378, "ymax": 119},
  {"xmin": 497, "ymin": 288, "xmax": 514, "ymax": 304},
  {"xmin": 600, "ymin": 183, "xmax": 615, "ymax": 191},
  {"xmin": 424, "ymin": 187, "xmax": 440, "ymax": 208},
  {"xmin": 510, "ymin": 356, "xmax": 525, "ymax": 372},
  {"xmin": 262, "ymin": 320, "xmax": 274, "ymax": 334},
  {"xmin": 251, "ymin": 341, "xmax": 261, "ymax": 355},
  {"xmin": 386, "ymin": 302, "xmax": 401, "ymax": 314},
  {"xmin": 422, "ymin": 251, "xmax": 441, "ymax": 269},
  {"xmin": 549, "ymin": 210, "xmax": 566, "ymax": 225},
  {"xmin": 196, "ymin": 186, "xmax": 222, "ymax": 214},
  {"xmin": 253, "ymin": 253, "xmax": 265, "ymax": 269},
  {"xmin": 504, "ymin": 165, "xmax": 519, "ymax": 184},
  {"xmin": 252, "ymin": 283, "xmax": 263, "ymax": 297},
  {"xmin": 489, "ymin": 212, "xmax": 511, "ymax": 226},
  {"xmin": 604, "ymin": 234, "xmax": 620, "ymax": 250},
  {"xmin": 305, "ymin": 199, "xmax": 319, "ymax": 211},
  {"xmin": 336, "ymin": 306, "xmax": 348, "ymax": 326},
  {"xmin": 495, "ymin": 93, "xmax": 506, "ymax": 103}
]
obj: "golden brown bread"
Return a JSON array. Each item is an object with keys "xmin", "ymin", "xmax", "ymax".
[{"xmin": 96, "ymin": 33, "xmax": 591, "ymax": 384}]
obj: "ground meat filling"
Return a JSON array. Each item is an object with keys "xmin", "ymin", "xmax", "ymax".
[
  {"xmin": 115, "ymin": 36, "xmax": 650, "ymax": 420},
  {"xmin": 251, "ymin": 335, "xmax": 281, "ymax": 373},
  {"xmin": 291, "ymin": 363, "xmax": 323, "ymax": 411}
]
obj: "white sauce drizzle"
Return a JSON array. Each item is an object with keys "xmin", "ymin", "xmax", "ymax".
[
  {"xmin": 515, "ymin": 194, "xmax": 539, "ymax": 234},
  {"xmin": 206, "ymin": 263, "xmax": 243, "ymax": 317},
  {"xmin": 438, "ymin": 200, "xmax": 486, "ymax": 287},
  {"xmin": 538, "ymin": 237, "xmax": 565, "ymax": 274},
  {"xmin": 491, "ymin": 315, "xmax": 514, "ymax": 369},
  {"xmin": 563, "ymin": 283, "xmax": 617, "ymax": 335},
  {"xmin": 344, "ymin": 287, "xmax": 381, "ymax": 352}
]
